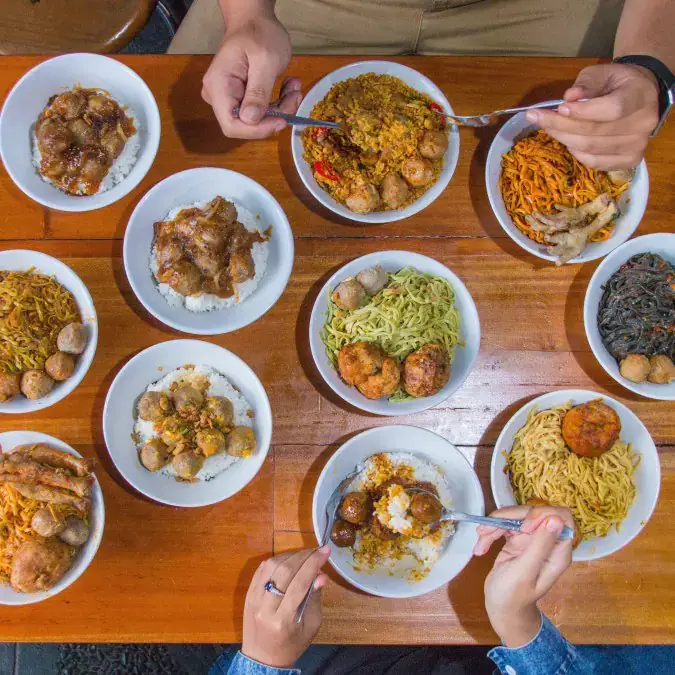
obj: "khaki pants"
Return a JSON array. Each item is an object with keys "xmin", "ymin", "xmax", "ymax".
[{"xmin": 169, "ymin": 0, "xmax": 624, "ymax": 57}]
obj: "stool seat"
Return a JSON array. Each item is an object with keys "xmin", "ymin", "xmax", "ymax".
[{"xmin": 0, "ymin": 0, "xmax": 156, "ymax": 54}]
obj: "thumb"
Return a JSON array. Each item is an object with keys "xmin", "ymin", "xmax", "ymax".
[
  {"xmin": 521, "ymin": 516, "xmax": 564, "ymax": 579},
  {"xmin": 239, "ymin": 55, "xmax": 277, "ymax": 125}
]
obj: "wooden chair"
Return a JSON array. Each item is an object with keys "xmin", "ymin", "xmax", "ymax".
[{"xmin": 0, "ymin": 0, "xmax": 158, "ymax": 54}]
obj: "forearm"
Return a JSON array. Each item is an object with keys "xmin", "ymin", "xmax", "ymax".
[
  {"xmin": 614, "ymin": 0, "xmax": 675, "ymax": 70},
  {"xmin": 219, "ymin": 0, "xmax": 276, "ymax": 25}
]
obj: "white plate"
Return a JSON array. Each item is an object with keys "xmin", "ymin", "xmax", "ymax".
[
  {"xmin": 0, "ymin": 250, "xmax": 98, "ymax": 414},
  {"xmin": 0, "ymin": 431, "xmax": 105, "ymax": 606},
  {"xmin": 313, "ymin": 425, "xmax": 484, "ymax": 598},
  {"xmin": 584, "ymin": 233, "xmax": 675, "ymax": 400},
  {"xmin": 123, "ymin": 168, "xmax": 294, "ymax": 335},
  {"xmin": 490, "ymin": 390, "xmax": 660, "ymax": 562},
  {"xmin": 485, "ymin": 113, "xmax": 649, "ymax": 263},
  {"xmin": 102, "ymin": 339, "xmax": 272, "ymax": 507},
  {"xmin": 0, "ymin": 53, "xmax": 160, "ymax": 212},
  {"xmin": 292, "ymin": 60, "xmax": 460, "ymax": 224},
  {"xmin": 309, "ymin": 251, "xmax": 480, "ymax": 415}
]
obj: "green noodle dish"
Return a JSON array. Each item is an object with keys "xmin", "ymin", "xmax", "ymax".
[{"xmin": 321, "ymin": 266, "xmax": 462, "ymax": 402}]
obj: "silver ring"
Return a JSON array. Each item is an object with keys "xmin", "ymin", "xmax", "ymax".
[{"xmin": 264, "ymin": 580, "xmax": 285, "ymax": 597}]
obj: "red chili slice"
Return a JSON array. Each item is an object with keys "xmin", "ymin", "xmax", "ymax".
[
  {"xmin": 429, "ymin": 101, "xmax": 447, "ymax": 128},
  {"xmin": 313, "ymin": 160, "xmax": 340, "ymax": 181}
]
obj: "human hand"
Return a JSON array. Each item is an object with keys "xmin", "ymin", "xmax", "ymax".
[
  {"xmin": 527, "ymin": 63, "xmax": 660, "ymax": 170},
  {"xmin": 241, "ymin": 547, "xmax": 331, "ymax": 668},
  {"xmin": 201, "ymin": 8, "xmax": 302, "ymax": 139},
  {"xmin": 473, "ymin": 505, "xmax": 575, "ymax": 648}
]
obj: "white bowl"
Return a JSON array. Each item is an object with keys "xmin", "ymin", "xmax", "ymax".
[
  {"xmin": 485, "ymin": 113, "xmax": 649, "ymax": 263},
  {"xmin": 291, "ymin": 60, "xmax": 460, "ymax": 224},
  {"xmin": 584, "ymin": 233, "xmax": 675, "ymax": 400},
  {"xmin": 0, "ymin": 53, "xmax": 160, "ymax": 212},
  {"xmin": 124, "ymin": 168, "xmax": 294, "ymax": 335},
  {"xmin": 491, "ymin": 390, "xmax": 660, "ymax": 562},
  {"xmin": 309, "ymin": 251, "xmax": 480, "ymax": 415},
  {"xmin": 313, "ymin": 425, "xmax": 484, "ymax": 598},
  {"xmin": 102, "ymin": 339, "xmax": 272, "ymax": 507},
  {"xmin": 0, "ymin": 431, "xmax": 105, "ymax": 606},
  {"xmin": 0, "ymin": 250, "xmax": 98, "ymax": 414}
]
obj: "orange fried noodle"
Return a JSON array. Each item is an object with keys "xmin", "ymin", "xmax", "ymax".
[{"xmin": 499, "ymin": 130, "xmax": 629, "ymax": 244}]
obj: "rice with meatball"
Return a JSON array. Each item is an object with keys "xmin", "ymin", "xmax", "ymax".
[{"xmin": 133, "ymin": 365, "xmax": 255, "ymax": 482}]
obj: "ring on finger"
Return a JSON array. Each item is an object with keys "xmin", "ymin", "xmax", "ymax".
[{"xmin": 264, "ymin": 580, "xmax": 286, "ymax": 597}]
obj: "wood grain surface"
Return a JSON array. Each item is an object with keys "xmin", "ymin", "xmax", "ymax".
[{"xmin": 0, "ymin": 56, "xmax": 673, "ymax": 645}]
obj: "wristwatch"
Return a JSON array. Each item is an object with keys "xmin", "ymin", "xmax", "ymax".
[{"xmin": 613, "ymin": 55, "xmax": 674, "ymax": 136}]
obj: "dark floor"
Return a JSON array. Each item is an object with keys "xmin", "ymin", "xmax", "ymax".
[{"xmin": 122, "ymin": 0, "xmax": 194, "ymax": 54}]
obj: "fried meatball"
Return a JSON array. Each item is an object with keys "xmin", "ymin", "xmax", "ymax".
[
  {"xmin": 31, "ymin": 507, "xmax": 66, "ymax": 538},
  {"xmin": 410, "ymin": 492, "xmax": 442, "ymax": 524},
  {"xmin": 0, "ymin": 372, "xmax": 21, "ymax": 402},
  {"xmin": 57, "ymin": 323, "xmax": 87, "ymax": 355},
  {"xmin": 58, "ymin": 516, "xmax": 90, "ymax": 547},
  {"xmin": 561, "ymin": 399, "xmax": 621, "ymax": 457},
  {"xmin": 206, "ymin": 396, "xmax": 234, "ymax": 427},
  {"xmin": 402, "ymin": 344, "xmax": 450, "ymax": 398},
  {"xmin": 340, "ymin": 492, "xmax": 372, "ymax": 525},
  {"xmin": 620, "ymin": 354, "xmax": 650, "ymax": 383},
  {"xmin": 137, "ymin": 391, "xmax": 171, "ymax": 422},
  {"xmin": 345, "ymin": 183, "xmax": 380, "ymax": 214},
  {"xmin": 196, "ymin": 428, "xmax": 227, "ymax": 457},
  {"xmin": 380, "ymin": 172, "xmax": 410, "ymax": 209},
  {"xmin": 10, "ymin": 537, "xmax": 73, "ymax": 593},
  {"xmin": 172, "ymin": 451, "xmax": 204, "ymax": 480},
  {"xmin": 370, "ymin": 514, "xmax": 399, "ymax": 540},
  {"xmin": 226, "ymin": 426, "xmax": 256, "ymax": 457},
  {"xmin": 356, "ymin": 357, "xmax": 401, "ymax": 400},
  {"xmin": 173, "ymin": 386, "xmax": 204, "ymax": 416},
  {"xmin": 337, "ymin": 341, "xmax": 383, "ymax": 386},
  {"xmin": 229, "ymin": 249, "xmax": 255, "ymax": 283},
  {"xmin": 372, "ymin": 477, "xmax": 407, "ymax": 501},
  {"xmin": 419, "ymin": 130, "xmax": 449, "ymax": 160},
  {"xmin": 20, "ymin": 370, "xmax": 54, "ymax": 400},
  {"xmin": 401, "ymin": 157, "xmax": 434, "ymax": 187},
  {"xmin": 332, "ymin": 278, "xmax": 366, "ymax": 311},
  {"xmin": 139, "ymin": 438, "xmax": 170, "ymax": 472},
  {"xmin": 330, "ymin": 518, "xmax": 356, "ymax": 547},
  {"xmin": 45, "ymin": 352, "xmax": 75, "ymax": 381},
  {"xmin": 356, "ymin": 266, "xmax": 388, "ymax": 296},
  {"xmin": 647, "ymin": 355, "xmax": 675, "ymax": 384}
]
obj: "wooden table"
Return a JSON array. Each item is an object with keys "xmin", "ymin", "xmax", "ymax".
[{"xmin": 0, "ymin": 55, "xmax": 673, "ymax": 645}]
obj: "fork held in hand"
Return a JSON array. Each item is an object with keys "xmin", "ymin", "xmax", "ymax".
[{"xmin": 436, "ymin": 99, "xmax": 567, "ymax": 127}]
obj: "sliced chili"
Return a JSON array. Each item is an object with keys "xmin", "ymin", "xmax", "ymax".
[
  {"xmin": 313, "ymin": 160, "xmax": 340, "ymax": 181},
  {"xmin": 429, "ymin": 101, "xmax": 446, "ymax": 128}
]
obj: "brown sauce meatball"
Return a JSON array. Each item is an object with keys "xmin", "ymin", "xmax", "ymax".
[
  {"xmin": 562, "ymin": 399, "xmax": 621, "ymax": 457},
  {"xmin": 229, "ymin": 249, "xmax": 255, "ymax": 283},
  {"xmin": 165, "ymin": 260, "xmax": 202, "ymax": 296},
  {"xmin": 408, "ymin": 481, "xmax": 439, "ymax": 498},
  {"xmin": 410, "ymin": 492, "xmax": 442, "ymax": 524},
  {"xmin": 370, "ymin": 514, "xmax": 399, "ymax": 541},
  {"xmin": 330, "ymin": 518, "xmax": 357, "ymax": 547},
  {"xmin": 340, "ymin": 492, "xmax": 372, "ymax": 525},
  {"xmin": 402, "ymin": 344, "xmax": 450, "ymax": 398}
]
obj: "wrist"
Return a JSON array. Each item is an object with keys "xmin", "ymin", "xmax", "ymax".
[
  {"xmin": 490, "ymin": 603, "xmax": 541, "ymax": 649},
  {"xmin": 220, "ymin": 0, "xmax": 275, "ymax": 30}
]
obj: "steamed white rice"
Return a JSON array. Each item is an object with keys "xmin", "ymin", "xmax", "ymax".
[
  {"xmin": 31, "ymin": 90, "xmax": 140, "ymax": 195},
  {"xmin": 150, "ymin": 199, "xmax": 269, "ymax": 313},
  {"xmin": 133, "ymin": 365, "xmax": 255, "ymax": 482}
]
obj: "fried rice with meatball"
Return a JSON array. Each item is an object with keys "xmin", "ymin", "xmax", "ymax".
[{"xmin": 302, "ymin": 74, "xmax": 449, "ymax": 214}]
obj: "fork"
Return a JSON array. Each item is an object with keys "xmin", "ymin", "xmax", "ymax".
[
  {"xmin": 433, "ymin": 99, "xmax": 566, "ymax": 128},
  {"xmin": 295, "ymin": 466, "xmax": 361, "ymax": 624},
  {"xmin": 232, "ymin": 105, "xmax": 342, "ymax": 130}
]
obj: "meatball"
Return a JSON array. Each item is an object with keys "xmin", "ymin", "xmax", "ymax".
[
  {"xmin": 561, "ymin": 399, "xmax": 621, "ymax": 457},
  {"xmin": 330, "ymin": 518, "xmax": 356, "ymax": 548},
  {"xmin": 192, "ymin": 249, "xmax": 221, "ymax": 277},
  {"xmin": 226, "ymin": 426, "xmax": 256, "ymax": 457},
  {"xmin": 86, "ymin": 93, "xmax": 116, "ymax": 117},
  {"xmin": 410, "ymin": 492, "xmax": 442, "ymax": 524},
  {"xmin": 206, "ymin": 396, "xmax": 234, "ymax": 427},
  {"xmin": 340, "ymin": 492, "xmax": 372, "ymax": 525},
  {"xmin": 337, "ymin": 342, "xmax": 384, "ymax": 386},
  {"xmin": 45, "ymin": 352, "xmax": 75, "ymax": 381},
  {"xmin": 160, "ymin": 418, "xmax": 185, "ymax": 446},
  {"xmin": 210, "ymin": 197, "xmax": 238, "ymax": 224},
  {"xmin": 31, "ymin": 507, "xmax": 66, "ymax": 538},
  {"xmin": 172, "ymin": 452, "xmax": 204, "ymax": 480},
  {"xmin": 80, "ymin": 147, "xmax": 109, "ymax": 184},
  {"xmin": 20, "ymin": 370, "xmax": 54, "ymax": 400},
  {"xmin": 380, "ymin": 172, "xmax": 410, "ymax": 209},
  {"xmin": 156, "ymin": 237, "xmax": 184, "ymax": 269},
  {"xmin": 194, "ymin": 221, "xmax": 227, "ymax": 253},
  {"xmin": 165, "ymin": 260, "xmax": 202, "ymax": 296},
  {"xmin": 173, "ymin": 385, "xmax": 204, "ymax": 416},
  {"xmin": 332, "ymin": 278, "xmax": 366, "ymax": 311},
  {"xmin": 345, "ymin": 183, "xmax": 380, "ymax": 214},
  {"xmin": 401, "ymin": 156, "xmax": 434, "ymax": 187},
  {"xmin": 647, "ymin": 355, "xmax": 675, "ymax": 384},
  {"xmin": 408, "ymin": 481, "xmax": 439, "ymax": 498},
  {"xmin": 196, "ymin": 428, "xmax": 226, "ymax": 457},
  {"xmin": 58, "ymin": 516, "xmax": 90, "ymax": 547},
  {"xmin": 360, "ymin": 149, "xmax": 380, "ymax": 166},
  {"xmin": 229, "ymin": 249, "xmax": 255, "ymax": 283},
  {"xmin": 51, "ymin": 90, "xmax": 87, "ymax": 119},
  {"xmin": 419, "ymin": 130, "xmax": 449, "ymax": 160},
  {"xmin": 0, "ymin": 372, "xmax": 21, "ymax": 402},
  {"xmin": 356, "ymin": 266, "xmax": 388, "ymax": 296},
  {"xmin": 57, "ymin": 323, "xmax": 87, "ymax": 355},
  {"xmin": 370, "ymin": 514, "xmax": 399, "ymax": 541},
  {"xmin": 402, "ymin": 344, "xmax": 450, "ymax": 398},
  {"xmin": 620, "ymin": 354, "xmax": 650, "ymax": 383},
  {"xmin": 68, "ymin": 118, "xmax": 97, "ymax": 146},
  {"xmin": 36, "ymin": 119, "xmax": 72, "ymax": 155},
  {"xmin": 139, "ymin": 438, "xmax": 170, "ymax": 472},
  {"xmin": 100, "ymin": 130, "xmax": 125, "ymax": 159},
  {"xmin": 10, "ymin": 537, "xmax": 73, "ymax": 593},
  {"xmin": 137, "ymin": 391, "xmax": 171, "ymax": 422},
  {"xmin": 357, "ymin": 357, "xmax": 401, "ymax": 400}
]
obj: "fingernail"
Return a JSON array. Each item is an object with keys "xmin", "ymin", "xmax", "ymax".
[
  {"xmin": 558, "ymin": 104, "xmax": 571, "ymax": 117},
  {"xmin": 241, "ymin": 104, "xmax": 262, "ymax": 123},
  {"xmin": 526, "ymin": 110, "xmax": 540, "ymax": 123},
  {"xmin": 546, "ymin": 517, "xmax": 563, "ymax": 534},
  {"xmin": 273, "ymin": 121, "xmax": 286, "ymax": 134}
]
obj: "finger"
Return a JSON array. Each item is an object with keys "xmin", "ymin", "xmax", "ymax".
[
  {"xmin": 280, "ymin": 546, "xmax": 331, "ymax": 613},
  {"xmin": 276, "ymin": 89, "xmax": 303, "ymax": 115},
  {"xmin": 252, "ymin": 552, "xmax": 296, "ymax": 602},
  {"xmin": 531, "ymin": 108, "xmax": 655, "ymax": 136},
  {"xmin": 521, "ymin": 516, "xmax": 568, "ymax": 578},
  {"xmin": 313, "ymin": 573, "xmax": 329, "ymax": 591},
  {"xmin": 557, "ymin": 89, "xmax": 639, "ymax": 123},
  {"xmin": 567, "ymin": 150, "xmax": 638, "ymax": 171},
  {"xmin": 280, "ymin": 76, "xmax": 302, "ymax": 95},
  {"xmin": 532, "ymin": 518, "xmax": 573, "ymax": 596},
  {"xmin": 473, "ymin": 528, "xmax": 508, "ymax": 556},
  {"xmin": 239, "ymin": 53, "xmax": 279, "ymax": 124},
  {"xmin": 258, "ymin": 550, "xmax": 309, "ymax": 610},
  {"xmin": 520, "ymin": 506, "xmax": 575, "ymax": 534},
  {"xmin": 545, "ymin": 130, "xmax": 646, "ymax": 157}
]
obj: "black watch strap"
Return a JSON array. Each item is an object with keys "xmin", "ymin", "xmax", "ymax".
[{"xmin": 613, "ymin": 54, "xmax": 674, "ymax": 135}]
